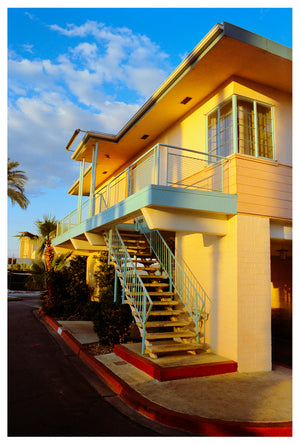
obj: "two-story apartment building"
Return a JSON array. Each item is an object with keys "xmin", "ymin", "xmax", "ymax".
[{"xmin": 53, "ymin": 22, "xmax": 292, "ymax": 373}]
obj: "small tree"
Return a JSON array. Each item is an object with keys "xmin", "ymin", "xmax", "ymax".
[{"xmin": 35, "ymin": 216, "xmax": 57, "ymax": 271}]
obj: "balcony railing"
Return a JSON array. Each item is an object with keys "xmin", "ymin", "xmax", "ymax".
[{"xmin": 56, "ymin": 143, "xmax": 230, "ymax": 237}]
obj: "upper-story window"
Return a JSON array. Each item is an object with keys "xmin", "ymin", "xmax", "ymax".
[{"xmin": 207, "ymin": 95, "xmax": 274, "ymax": 160}]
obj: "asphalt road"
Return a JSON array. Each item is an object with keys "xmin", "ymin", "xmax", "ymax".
[{"xmin": 8, "ymin": 292, "xmax": 168, "ymax": 437}]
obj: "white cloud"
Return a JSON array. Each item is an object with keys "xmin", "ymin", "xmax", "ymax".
[
  {"xmin": 8, "ymin": 19, "xmax": 172, "ymax": 196},
  {"xmin": 22, "ymin": 44, "xmax": 34, "ymax": 54}
]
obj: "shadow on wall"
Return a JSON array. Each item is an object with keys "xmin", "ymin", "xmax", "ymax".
[
  {"xmin": 202, "ymin": 234, "xmax": 220, "ymax": 353},
  {"xmin": 271, "ymin": 256, "xmax": 292, "ymax": 339}
]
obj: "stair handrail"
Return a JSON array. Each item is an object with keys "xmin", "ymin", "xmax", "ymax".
[
  {"xmin": 137, "ymin": 220, "xmax": 207, "ymax": 342},
  {"xmin": 107, "ymin": 227, "xmax": 153, "ymax": 354}
]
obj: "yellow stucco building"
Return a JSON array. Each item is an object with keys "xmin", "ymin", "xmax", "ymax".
[{"xmin": 53, "ymin": 22, "xmax": 292, "ymax": 372}]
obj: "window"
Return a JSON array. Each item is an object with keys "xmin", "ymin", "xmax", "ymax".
[
  {"xmin": 207, "ymin": 96, "xmax": 274, "ymax": 160},
  {"xmin": 208, "ymin": 99, "xmax": 233, "ymax": 159}
]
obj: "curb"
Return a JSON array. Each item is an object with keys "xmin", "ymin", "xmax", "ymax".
[
  {"xmin": 114, "ymin": 344, "xmax": 238, "ymax": 381},
  {"xmin": 40, "ymin": 312, "xmax": 292, "ymax": 437}
]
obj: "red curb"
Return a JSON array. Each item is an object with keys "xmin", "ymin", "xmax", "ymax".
[
  {"xmin": 43, "ymin": 314, "xmax": 61, "ymax": 332},
  {"xmin": 41, "ymin": 313, "xmax": 292, "ymax": 437},
  {"xmin": 61, "ymin": 330, "xmax": 83, "ymax": 355},
  {"xmin": 114, "ymin": 344, "xmax": 237, "ymax": 381}
]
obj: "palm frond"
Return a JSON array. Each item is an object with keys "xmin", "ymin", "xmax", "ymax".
[
  {"xmin": 14, "ymin": 231, "xmax": 39, "ymax": 240},
  {"xmin": 7, "ymin": 158, "xmax": 29, "ymax": 209},
  {"xmin": 7, "ymin": 188, "xmax": 30, "ymax": 209},
  {"xmin": 51, "ymin": 252, "xmax": 72, "ymax": 271},
  {"xmin": 35, "ymin": 215, "xmax": 58, "ymax": 239}
]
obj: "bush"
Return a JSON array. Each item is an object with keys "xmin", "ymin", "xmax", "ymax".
[
  {"xmin": 92, "ymin": 300, "xmax": 132, "ymax": 346},
  {"xmin": 39, "ymin": 251, "xmax": 133, "ymax": 346},
  {"xmin": 91, "ymin": 251, "xmax": 132, "ymax": 345},
  {"xmin": 40, "ymin": 256, "xmax": 93, "ymax": 319}
]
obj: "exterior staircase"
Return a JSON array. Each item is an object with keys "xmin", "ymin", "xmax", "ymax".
[{"xmin": 106, "ymin": 227, "xmax": 204, "ymax": 359}]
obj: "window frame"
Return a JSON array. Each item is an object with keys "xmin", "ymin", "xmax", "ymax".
[{"xmin": 206, "ymin": 94, "xmax": 275, "ymax": 161}]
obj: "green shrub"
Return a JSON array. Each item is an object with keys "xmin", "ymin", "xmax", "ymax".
[
  {"xmin": 93, "ymin": 250, "xmax": 120, "ymax": 304},
  {"xmin": 40, "ymin": 256, "xmax": 93, "ymax": 319},
  {"xmin": 93, "ymin": 300, "xmax": 132, "ymax": 346}
]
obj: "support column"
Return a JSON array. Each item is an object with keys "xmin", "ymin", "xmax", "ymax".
[
  {"xmin": 237, "ymin": 214, "xmax": 271, "ymax": 372},
  {"xmin": 77, "ymin": 158, "xmax": 85, "ymax": 224},
  {"xmin": 88, "ymin": 142, "xmax": 98, "ymax": 218}
]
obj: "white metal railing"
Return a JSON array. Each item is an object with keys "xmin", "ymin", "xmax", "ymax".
[
  {"xmin": 56, "ymin": 143, "xmax": 230, "ymax": 237},
  {"xmin": 137, "ymin": 219, "xmax": 209, "ymax": 343},
  {"xmin": 107, "ymin": 227, "xmax": 153, "ymax": 354}
]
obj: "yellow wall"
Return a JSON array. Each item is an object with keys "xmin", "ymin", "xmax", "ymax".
[
  {"xmin": 175, "ymin": 217, "xmax": 238, "ymax": 363},
  {"xmin": 91, "ymin": 77, "xmax": 292, "ymax": 223},
  {"xmin": 233, "ymin": 155, "xmax": 292, "ymax": 219},
  {"xmin": 19, "ymin": 237, "xmax": 40, "ymax": 259},
  {"xmin": 175, "ymin": 213, "xmax": 272, "ymax": 372},
  {"xmin": 126, "ymin": 77, "xmax": 292, "ymax": 221},
  {"xmin": 147, "ymin": 78, "xmax": 291, "ymax": 166}
]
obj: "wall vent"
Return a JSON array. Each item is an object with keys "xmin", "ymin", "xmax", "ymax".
[{"xmin": 181, "ymin": 96, "xmax": 192, "ymax": 105}]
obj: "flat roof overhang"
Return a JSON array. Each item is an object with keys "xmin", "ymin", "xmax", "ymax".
[{"xmin": 67, "ymin": 22, "xmax": 292, "ymax": 196}]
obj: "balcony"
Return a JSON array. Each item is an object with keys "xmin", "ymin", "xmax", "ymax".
[{"xmin": 55, "ymin": 144, "xmax": 237, "ymax": 243}]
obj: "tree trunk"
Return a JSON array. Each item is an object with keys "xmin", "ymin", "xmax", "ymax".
[
  {"xmin": 44, "ymin": 240, "xmax": 54, "ymax": 272},
  {"xmin": 44, "ymin": 240, "xmax": 55, "ymax": 304}
]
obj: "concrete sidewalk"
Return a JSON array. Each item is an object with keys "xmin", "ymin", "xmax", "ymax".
[{"xmin": 45, "ymin": 317, "xmax": 292, "ymax": 436}]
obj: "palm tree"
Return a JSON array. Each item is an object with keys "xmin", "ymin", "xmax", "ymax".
[
  {"xmin": 7, "ymin": 158, "xmax": 30, "ymax": 209},
  {"xmin": 35, "ymin": 215, "xmax": 58, "ymax": 272},
  {"xmin": 34, "ymin": 215, "xmax": 58, "ymax": 305}
]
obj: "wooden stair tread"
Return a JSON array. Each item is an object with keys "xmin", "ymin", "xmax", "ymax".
[
  {"xmin": 125, "ymin": 295, "xmax": 179, "ymax": 306},
  {"xmin": 137, "ymin": 259, "xmax": 158, "ymax": 264},
  {"xmin": 146, "ymin": 341, "xmax": 203, "ymax": 354},
  {"xmin": 139, "ymin": 275, "xmax": 166, "ymax": 279},
  {"xmin": 130, "ymin": 305, "xmax": 183, "ymax": 316},
  {"xmin": 126, "ymin": 282, "xmax": 169, "ymax": 288},
  {"xmin": 137, "ymin": 320, "xmax": 189, "ymax": 328},
  {"xmin": 145, "ymin": 330, "xmax": 196, "ymax": 340},
  {"xmin": 148, "ymin": 309, "xmax": 183, "ymax": 316},
  {"xmin": 150, "ymin": 300, "xmax": 179, "ymax": 306},
  {"xmin": 127, "ymin": 291, "xmax": 175, "ymax": 297}
]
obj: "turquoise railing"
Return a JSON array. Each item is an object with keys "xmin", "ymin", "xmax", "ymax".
[
  {"xmin": 107, "ymin": 226, "xmax": 153, "ymax": 354},
  {"xmin": 137, "ymin": 219, "xmax": 208, "ymax": 343},
  {"xmin": 56, "ymin": 143, "xmax": 230, "ymax": 237}
]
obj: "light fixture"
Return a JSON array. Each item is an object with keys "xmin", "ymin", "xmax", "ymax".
[{"xmin": 181, "ymin": 96, "xmax": 192, "ymax": 105}]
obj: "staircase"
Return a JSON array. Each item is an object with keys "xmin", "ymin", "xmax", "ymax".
[{"xmin": 106, "ymin": 227, "xmax": 205, "ymax": 359}]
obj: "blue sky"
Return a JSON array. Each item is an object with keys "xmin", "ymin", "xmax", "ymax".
[{"xmin": 6, "ymin": 4, "xmax": 293, "ymax": 257}]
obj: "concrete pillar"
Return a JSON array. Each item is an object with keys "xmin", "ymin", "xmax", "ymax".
[
  {"xmin": 86, "ymin": 253, "xmax": 99, "ymax": 299},
  {"xmin": 88, "ymin": 142, "xmax": 98, "ymax": 218},
  {"xmin": 237, "ymin": 214, "xmax": 271, "ymax": 372},
  {"xmin": 77, "ymin": 158, "xmax": 85, "ymax": 224}
]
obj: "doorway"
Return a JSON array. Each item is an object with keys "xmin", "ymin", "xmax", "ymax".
[{"xmin": 270, "ymin": 240, "xmax": 292, "ymax": 367}]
